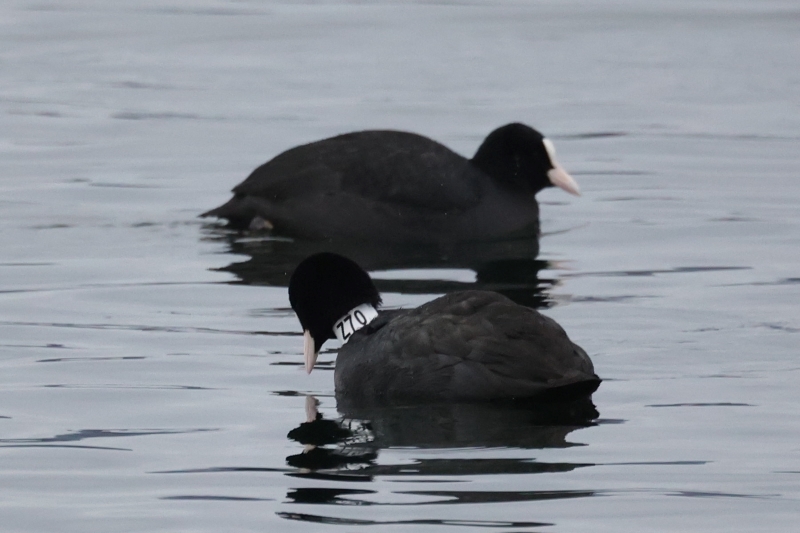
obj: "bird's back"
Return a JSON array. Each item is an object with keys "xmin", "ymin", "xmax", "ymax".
[
  {"xmin": 334, "ymin": 291, "xmax": 599, "ymax": 405},
  {"xmin": 234, "ymin": 130, "xmax": 484, "ymax": 213}
]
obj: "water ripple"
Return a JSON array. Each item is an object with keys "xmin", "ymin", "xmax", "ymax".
[
  {"xmin": 0, "ymin": 428, "xmax": 216, "ymax": 450},
  {"xmin": 161, "ymin": 495, "xmax": 274, "ymax": 502},
  {"xmin": 564, "ymin": 266, "xmax": 750, "ymax": 278},
  {"xmin": 647, "ymin": 403, "xmax": 753, "ymax": 408},
  {"xmin": 277, "ymin": 512, "xmax": 552, "ymax": 528}
]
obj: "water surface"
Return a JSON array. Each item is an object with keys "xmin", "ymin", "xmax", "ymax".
[{"xmin": 1, "ymin": 1, "xmax": 799, "ymax": 531}]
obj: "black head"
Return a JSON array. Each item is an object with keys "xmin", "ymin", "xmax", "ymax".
[
  {"xmin": 470, "ymin": 123, "xmax": 580, "ymax": 196},
  {"xmin": 289, "ymin": 252, "xmax": 382, "ymax": 371}
]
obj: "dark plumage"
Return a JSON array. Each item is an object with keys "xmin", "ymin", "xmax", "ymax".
[
  {"xmin": 288, "ymin": 253, "xmax": 600, "ymax": 405},
  {"xmin": 202, "ymin": 123, "xmax": 580, "ymax": 242}
]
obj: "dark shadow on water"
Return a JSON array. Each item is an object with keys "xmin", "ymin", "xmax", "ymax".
[
  {"xmin": 286, "ymin": 398, "xmax": 600, "ymax": 479},
  {"xmin": 146, "ymin": 398, "xmax": 605, "ymax": 525},
  {"xmin": 285, "ymin": 487, "xmax": 595, "ymax": 507},
  {"xmin": 202, "ymin": 225, "xmax": 553, "ymax": 308},
  {"xmin": 280, "ymin": 398, "xmax": 602, "ymax": 524},
  {"xmin": 276, "ymin": 512, "xmax": 554, "ymax": 528}
]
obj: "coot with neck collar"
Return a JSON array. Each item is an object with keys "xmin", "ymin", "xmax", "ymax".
[{"xmin": 288, "ymin": 253, "xmax": 600, "ymax": 405}]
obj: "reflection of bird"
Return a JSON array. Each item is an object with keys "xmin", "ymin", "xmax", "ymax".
[
  {"xmin": 289, "ymin": 253, "xmax": 600, "ymax": 405},
  {"xmin": 202, "ymin": 123, "xmax": 579, "ymax": 241},
  {"xmin": 284, "ymin": 396, "xmax": 599, "ymax": 476},
  {"xmin": 338, "ymin": 399, "xmax": 600, "ymax": 450},
  {"xmin": 204, "ymin": 230, "xmax": 553, "ymax": 307},
  {"xmin": 286, "ymin": 396, "xmax": 352, "ymax": 447},
  {"xmin": 286, "ymin": 396, "xmax": 376, "ymax": 472}
]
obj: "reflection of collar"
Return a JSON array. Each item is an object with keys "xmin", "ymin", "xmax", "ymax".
[{"xmin": 333, "ymin": 303, "xmax": 379, "ymax": 344}]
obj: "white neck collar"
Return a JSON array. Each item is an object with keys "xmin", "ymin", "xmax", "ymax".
[{"xmin": 333, "ymin": 303, "xmax": 378, "ymax": 343}]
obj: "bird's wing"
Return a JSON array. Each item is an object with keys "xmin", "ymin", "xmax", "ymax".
[{"xmin": 377, "ymin": 292, "xmax": 596, "ymax": 401}]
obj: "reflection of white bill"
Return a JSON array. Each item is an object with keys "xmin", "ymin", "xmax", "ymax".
[{"xmin": 334, "ymin": 303, "xmax": 379, "ymax": 343}]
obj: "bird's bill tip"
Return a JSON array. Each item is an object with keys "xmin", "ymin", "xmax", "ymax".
[
  {"xmin": 303, "ymin": 330, "xmax": 318, "ymax": 374},
  {"xmin": 547, "ymin": 166, "xmax": 581, "ymax": 196}
]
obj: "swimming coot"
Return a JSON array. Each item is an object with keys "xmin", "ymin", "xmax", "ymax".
[
  {"xmin": 203, "ymin": 123, "xmax": 580, "ymax": 242},
  {"xmin": 288, "ymin": 253, "xmax": 600, "ymax": 405}
]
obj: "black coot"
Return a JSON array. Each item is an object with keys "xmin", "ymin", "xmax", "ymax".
[
  {"xmin": 288, "ymin": 253, "xmax": 600, "ymax": 405},
  {"xmin": 203, "ymin": 123, "xmax": 580, "ymax": 242}
]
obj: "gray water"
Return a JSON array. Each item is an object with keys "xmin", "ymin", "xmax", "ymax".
[{"xmin": 2, "ymin": 1, "xmax": 799, "ymax": 531}]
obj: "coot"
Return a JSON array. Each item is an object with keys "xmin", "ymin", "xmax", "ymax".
[
  {"xmin": 288, "ymin": 253, "xmax": 600, "ymax": 405},
  {"xmin": 203, "ymin": 123, "xmax": 580, "ymax": 242}
]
